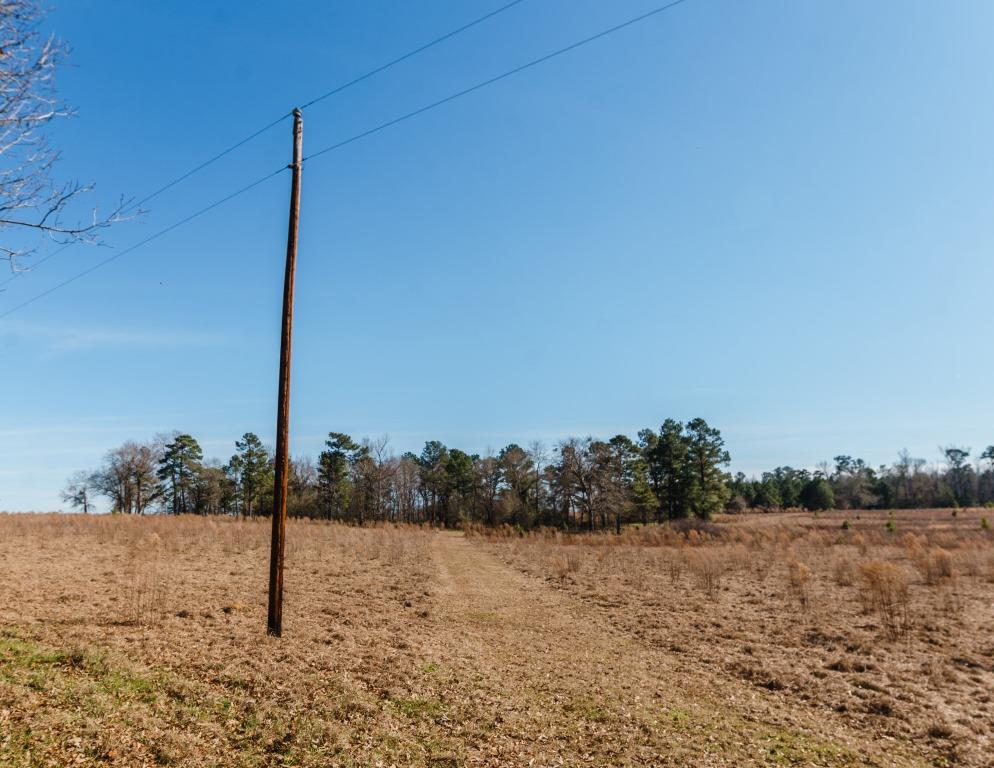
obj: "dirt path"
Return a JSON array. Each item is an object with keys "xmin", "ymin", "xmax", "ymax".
[{"xmin": 423, "ymin": 532, "xmax": 924, "ymax": 768}]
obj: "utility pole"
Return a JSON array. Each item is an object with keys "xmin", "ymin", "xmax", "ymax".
[{"xmin": 268, "ymin": 108, "xmax": 303, "ymax": 637}]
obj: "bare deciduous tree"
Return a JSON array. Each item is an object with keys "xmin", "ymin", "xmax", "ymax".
[
  {"xmin": 0, "ymin": 0, "xmax": 131, "ymax": 273},
  {"xmin": 60, "ymin": 468, "xmax": 95, "ymax": 513},
  {"xmin": 91, "ymin": 440, "xmax": 162, "ymax": 515}
]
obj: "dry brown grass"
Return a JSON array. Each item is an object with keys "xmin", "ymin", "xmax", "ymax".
[
  {"xmin": 911, "ymin": 545, "xmax": 955, "ymax": 586},
  {"xmin": 3, "ymin": 510, "xmax": 991, "ymax": 767},
  {"xmin": 0, "ymin": 515, "xmax": 443, "ymax": 767},
  {"xmin": 123, "ymin": 547, "xmax": 167, "ymax": 627},
  {"xmin": 685, "ymin": 548, "xmax": 725, "ymax": 599},
  {"xmin": 857, "ymin": 560, "xmax": 911, "ymax": 639},
  {"xmin": 786, "ymin": 557, "xmax": 812, "ymax": 608},
  {"xmin": 481, "ymin": 508, "xmax": 994, "ymax": 768},
  {"xmin": 550, "ymin": 549, "xmax": 582, "ymax": 580},
  {"xmin": 831, "ymin": 552, "xmax": 857, "ymax": 586}
]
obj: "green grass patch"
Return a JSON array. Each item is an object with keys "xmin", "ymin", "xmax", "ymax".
[
  {"xmin": 762, "ymin": 730, "xmax": 845, "ymax": 765},
  {"xmin": 661, "ymin": 706, "xmax": 693, "ymax": 729},
  {"xmin": 393, "ymin": 696, "xmax": 446, "ymax": 720},
  {"xmin": 565, "ymin": 696, "xmax": 608, "ymax": 723}
]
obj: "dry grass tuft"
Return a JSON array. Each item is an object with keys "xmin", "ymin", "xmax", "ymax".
[
  {"xmin": 832, "ymin": 553, "xmax": 857, "ymax": 586},
  {"xmin": 551, "ymin": 550, "xmax": 582, "ymax": 580},
  {"xmin": 122, "ymin": 533, "xmax": 168, "ymax": 626},
  {"xmin": 685, "ymin": 549, "xmax": 724, "ymax": 599},
  {"xmin": 786, "ymin": 558, "xmax": 812, "ymax": 607},
  {"xmin": 911, "ymin": 547, "xmax": 955, "ymax": 586},
  {"xmin": 857, "ymin": 560, "xmax": 911, "ymax": 639}
]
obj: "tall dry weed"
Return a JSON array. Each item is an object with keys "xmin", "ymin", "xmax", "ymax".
[
  {"xmin": 858, "ymin": 560, "xmax": 911, "ymax": 639},
  {"xmin": 912, "ymin": 547, "xmax": 954, "ymax": 586},
  {"xmin": 955, "ymin": 546, "xmax": 982, "ymax": 578},
  {"xmin": 122, "ymin": 533, "xmax": 167, "ymax": 626},
  {"xmin": 832, "ymin": 553, "xmax": 857, "ymax": 586},
  {"xmin": 685, "ymin": 549, "xmax": 723, "ymax": 600},
  {"xmin": 666, "ymin": 550, "xmax": 684, "ymax": 585},
  {"xmin": 786, "ymin": 558, "xmax": 812, "ymax": 607},
  {"xmin": 551, "ymin": 550, "xmax": 583, "ymax": 581},
  {"xmin": 851, "ymin": 532, "xmax": 868, "ymax": 555}
]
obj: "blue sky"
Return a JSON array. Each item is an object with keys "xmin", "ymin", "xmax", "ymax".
[{"xmin": 2, "ymin": 0, "xmax": 993, "ymax": 511}]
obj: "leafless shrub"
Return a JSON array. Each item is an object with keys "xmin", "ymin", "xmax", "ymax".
[
  {"xmin": 665, "ymin": 550, "xmax": 684, "ymax": 585},
  {"xmin": 671, "ymin": 517, "xmax": 724, "ymax": 542},
  {"xmin": 912, "ymin": 547, "xmax": 955, "ymax": 586},
  {"xmin": 858, "ymin": 560, "xmax": 911, "ymax": 639},
  {"xmin": 723, "ymin": 543, "xmax": 752, "ymax": 573},
  {"xmin": 124, "ymin": 567, "xmax": 166, "ymax": 626},
  {"xmin": 122, "ymin": 534, "xmax": 167, "ymax": 626},
  {"xmin": 551, "ymin": 550, "xmax": 582, "ymax": 581},
  {"xmin": 955, "ymin": 546, "xmax": 981, "ymax": 578},
  {"xmin": 383, "ymin": 531, "xmax": 409, "ymax": 565},
  {"xmin": 832, "ymin": 554, "xmax": 857, "ymax": 586},
  {"xmin": 685, "ymin": 549, "xmax": 723, "ymax": 599},
  {"xmin": 786, "ymin": 558, "xmax": 812, "ymax": 607}
]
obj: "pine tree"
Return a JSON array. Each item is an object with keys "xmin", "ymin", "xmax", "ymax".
[
  {"xmin": 158, "ymin": 434, "xmax": 203, "ymax": 515},
  {"xmin": 800, "ymin": 478, "xmax": 835, "ymax": 511},
  {"xmin": 684, "ymin": 417, "xmax": 730, "ymax": 520},
  {"xmin": 317, "ymin": 432, "xmax": 363, "ymax": 519},
  {"xmin": 641, "ymin": 419, "xmax": 691, "ymax": 520},
  {"xmin": 230, "ymin": 433, "xmax": 271, "ymax": 516}
]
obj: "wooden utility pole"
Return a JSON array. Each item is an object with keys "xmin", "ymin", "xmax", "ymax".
[{"xmin": 268, "ymin": 108, "xmax": 303, "ymax": 637}]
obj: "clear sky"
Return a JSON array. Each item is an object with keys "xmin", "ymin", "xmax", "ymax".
[{"xmin": 2, "ymin": 0, "xmax": 993, "ymax": 511}]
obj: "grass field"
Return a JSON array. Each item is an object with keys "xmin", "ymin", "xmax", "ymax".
[{"xmin": 1, "ymin": 510, "xmax": 991, "ymax": 766}]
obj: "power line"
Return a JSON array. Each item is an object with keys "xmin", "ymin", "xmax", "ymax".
[
  {"xmin": 122, "ymin": 0, "xmax": 532, "ymax": 212},
  {"xmin": 0, "ymin": 115, "xmax": 290, "ymax": 291},
  {"xmin": 0, "ymin": 0, "xmax": 694, "ymax": 319},
  {"xmin": 299, "ymin": 0, "xmax": 528, "ymax": 111},
  {"xmin": 0, "ymin": 244, "xmax": 71, "ymax": 289},
  {"xmin": 304, "ymin": 0, "xmax": 692, "ymax": 163},
  {"xmin": 128, "ymin": 0, "xmax": 531, "ymax": 210},
  {"xmin": 0, "ymin": 167, "xmax": 287, "ymax": 320},
  {"xmin": 131, "ymin": 115, "xmax": 293, "ymax": 213},
  {"xmin": 0, "ymin": 0, "xmax": 529, "ymax": 289}
]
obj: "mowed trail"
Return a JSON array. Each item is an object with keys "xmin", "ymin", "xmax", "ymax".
[{"xmin": 423, "ymin": 532, "xmax": 923, "ymax": 768}]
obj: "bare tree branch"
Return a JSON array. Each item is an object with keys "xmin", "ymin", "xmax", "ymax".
[{"xmin": 0, "ymin": 1, "xmax": 135, "ymax": 275}]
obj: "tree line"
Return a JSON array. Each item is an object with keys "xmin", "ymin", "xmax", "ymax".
[
  {"xmin": 729, "ymin": 446, "xmax": 994, "ymax": 511},
  {"xmin": 61, "ymin": 418, "xmax": 731, "ymax": 529},
  {"xmin": 63, "ymin": 425, "xmax": 994, "ymax": 525}
]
